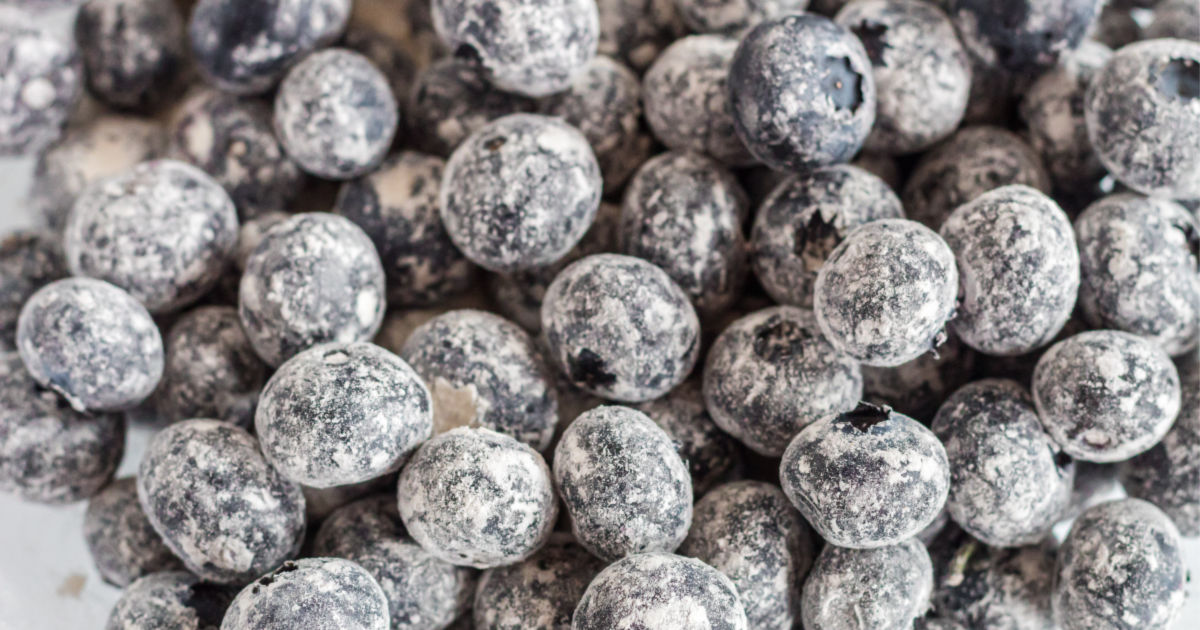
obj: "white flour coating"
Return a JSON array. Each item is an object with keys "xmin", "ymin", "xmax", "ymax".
[
  {"xmin": 1085, "ymin": 39, "xmax": 1200, "ymax": 198},
  {"xmin": 83, "ymin": 477, "xmax": 183, "ymax": 587},
  {"xmin": 440, "ymin": 113, "xmax": 601, "ymax": 273},
  {"xmin": 751, "ymin": 164, "xmax": 903, "ymax": 309},
  {"xmin": 540, "ymin": 55, "xmax": 652, "ymax": 192},
  {"xmin": 1054, "ymin": 499, "xmax": 1185, "ymax": 630},
  {"xmin": 1075, "ymin": 193, "xmax": 1200, "ymax": 356},
  {"xmin": 313, "ymin": 496, "xmax": 475, "ymax": 630},
  {"xmin": 431, "ymin": 0, "xmax": 598, "ymax": 97},
  {"xmin": 257, "ymin": 341, "xmax": 432, "ymax": 488},
  {"xmin": 401, "ymin": 309, "xmax": 558, "ymax": 450},
  {"xmin": 336, "ymin": 151, "xmax": 475, "ymax": 306},
  {"xmin": 680, "ymin": 481, "xmax": 816, "ymax": 630},
  {"xmin": 619, "ymin": 151, "xmax": 749, "ymax": 317},
  {"xmin": 861, "ymin": 333, "xmax": 975, "ymax": 422},
  {"xmin": 814, "ymin": 219, "xmax": 958, "ymax": 367},
  {"xmin": 0, "ymin": 7, "xmax": 79, "ymax": 155},
  {"xmin": 1032, "ymin": 330, "xmax": 1181, "ymax": 463},
  {"xmin": 0, "ymin": 231, "xmax": 65, "ymax": 351},
  {"xmin": 397, "ymin": 427, "xmax": 558, "ymax": 568},
  {"xmin": 902, "ymin": 126, "xmax": 1050, "ymax": 230},
  {"xmin": 16, "ymin": 277, "xmax": 163, "ymax": 412},
  {"xmin": 273, "ymin": 48, "xmax": 398, "ymax": 180},
  {"xmin": 932, "ymin": 379, "xmax": 1074, "ymax": 547},
  {"xmin": 642, "ymin": 35, "xmax": 756, "ymax": 167},
  {"xmin": 573, "ymin": 552, "xmax": 749, "ymax": 630},
  {"xmin": 64, "ymin": 159, "xmax": 238, "ymax": 314},
  {"xmin": 931, "ymin": 533, "xmax": 1057, "ymax": 630},
  {"xmin": 105, "ymin": 572, "xmax": 236, "ymax": 630},
  {"xmin": 406, "ymin": 58, "xmax": 535, "ymax": 158},
  {"xmin": 541, "ymin": 254, "xmax": 700, "ymax": 402},
  {"xmin": 168, "ymin": 89, "xmax": 306, "ymax": 220},
  {"xmin": 188, "ymin": 0, "xmax": 351, "ymax": 95},
  {"xmin": 595, "ymin": 0, "xmax": 685, "ymax": 71},
  {"xmin": 781, "ymin": 404, "xmax": 950, "ymax": 548},
  {"xmin": 940, "ymin": 185, "xmax": 1080, "ymax": 356},
  {"xmin": 473, "ymin": 534, "xmax": 605, "ymax": 629},
  {"xmin": 29, "ymin": 114, "xmax": 164, "ymax": 231},
  {"xmin": 239, "ymin": 212, "xmax": 386, "ymax": 367},
  {"xmin": 703, "ymin": 306, "xmax": 862, "ymax": 456},
  {"xmin": 633, "ymin": 379, "xmax": 741, "ymax": 496},
  {"xmin": 553, "ymin": 406, "xmax": 693, "ymax": 560},
  {"xmin": 727, "ymin": 13, "xmax": 876, "ymax": 171},
  {"xmin": 74, "ymin": 0, "xmax": 186, "ymax": 111},
  {"xmin": 676, "ymin": 0, "xmax": 808, "ymax": 36},
  {"xmin": 949, "ymin": 0, "xmax": 1102, "ymax": 74},
  {"xmin": 0, "ymin": 352, "xmax": 124, "ymax": 503},
  {"xmin": 1121, "ymin": 353, "xmax": 1200, "ymax": 536},
  {"xmin": 137, "ymin": 419, "xmax": 306, "ymax": 585},
  {"xmin": 801, "ymin": 539, "xmax": 933, "ymax": 630},
  {"xmin": 1018, "ymin": 41, "xmax": 1112, "ymax": 191},
  {"xmin": 221, "ymin": 558, "xmax": 390, "ymax": 630},
  {"xmin": 835, "ymin": 0, "xmax": 970, "ymax": 155}
]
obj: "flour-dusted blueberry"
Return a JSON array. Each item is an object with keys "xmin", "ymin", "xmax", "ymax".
[
  {"xmin": 728, "ymin": 13, "xmax": 876, "ymax": 171},
  {"xmin": 574, "ymin": 552, "xmax": 749, "ymax": 630},
  {"xmin": 814, "ymin": 219, "xmax": 959, "ymax": 367},
  {"xmin": 334, "ymin": 152, "xmax": 475, "ymax": 307},
  {"xmin": 931, "ymin": 532, "xmax": 1057, "ymax": 630},
  {"xmin": 1033, "ymin": 331, "xmax": 1181, "ymax": 463},
  {"xmin": 221, "ymin": 558, "xmax": 389, "ymax": 630},
  {"xmin": 0, "ymin": 353, "xmax": 124, "ymax": 503},
  {"xmin": 751, "ymin": 164, "xmax": 903, "ymax": 308},
  {"xmin": 188, "ymin": 0, "xmax": 351, "ymax": 94},
  {"xmin": 138, "ymin": 419, "xmax": 305, "ymax": 584},
  {"xmin": 704, "ymin": 306, "xmax": 862, "ymax": 456},
  {"xmin": 105, "ymin": 572, "xmax": 238, "ymax": 630},
  {"xmin": 440, "ymin": 114, "xmax": 601, "ymax": 273},
  {"xmin": 1086, "ymin": 39, "xmax": 1200, "ymax": 198},
  {"xmin": 487, "ymin": 201, "xmax": 621, "ymax": 333},
  {"xmin": 680, "ymin": 481, "xmax": 816, "ymax": 630},
  {"xmin": 474, "ymin": 534, "xmax": 605, "ymax": 630},
  {"xmin": 1054, "ymin": 499, "xmax": 1186, "ymax": 630},
  {"xmin": 65, "ymin": 159, "xmax": 238, "ymax": 314},
  {"xmin": 642, "ymin": 35, "xmax": 755, "ymax": 167},
  {"xmin": 948, "ymin": 0, "xmax": 1103, "ymax": 74},
  {"xmin": 1146, "ymin": 0, "xmax": 1200, "ymax": 41},
  {"xmin": 239, "ymin": 212, "xmax": 386, "ymax": 367},
  {"xmin": 400, "ymin": 309, "xmax": 558, "ymax": 450},
  {"xmin": 273, "ymin": 48, "xmax": 398, "ymax": 180},
  {"xmin": 405, "ymin": 59, "xmax": 535, "ymax": 159},
  {"xmin": 168, "ymin": 89, "xmax": 307, "ymax": 220},
  {"xmin": 801, "ymin": 539, "xmax": 934, "ymax": 630},
  {"xmin": 257, "ymin": 341, "xmax": 432, "ymax": 487},
  {"xmin": 342, "ymin": 25, "xmax": 417, "ymax": 115},
  {"xmin": 596, "ymin": 0, "xmax": 685, "ymax": 71},
  {"xmin": 17, "ymin": 277, "xmax": 163, "ymax": 412},
  {"xmin": 1019, "ymin": 41, "xmax": 1113, "ymax": 195},
  {"xmin": 431, "ymin": 0, "xmax": 598, "ymax": 97},
  {"xmin": 1121, "ymin": 351, "xmax": 1200, "ymax": 536},
  {"xmin": 313, "ymin": 496, "xmax": 476, "ymax": 630},
  {"xmin": 619, "ymin": 151, "xmax": 749, "ymax": 317},
  {"xmin": 862, "ymin": 334, "xmax": 976, "ymax": 423},
  {"xmin": 84, "ymin": 477, "xmax": 183, "ymax": 587},
  {"xmin": 940, "ymin": 185, "xmax": 1080, "ymax": 356},
  {"xmin": 1075, "ymin": 194, "xmax": 1200, "ymax": 356},
  {"xmin": 0, "ymin": 8, "xmax": 80, "ymax": 155},
  {"xmin": 902, "ymin": 126, "xmax": 1051, "ymax": 229},
  {"xmin": 932, "ymin": 379, "xmax": 1074, "ymax": 548},
  {"xmin": 397, "ymin": 427, "xmax": 558, "ymax": 568},
  {"xmin": 540, "ymin": 55, "xmax": 652, "ymax": 192},
  {"xmin": 676, "ymin": 0, "xmax": 808, "ymax": 36},
  {"xmin": 0, "ymin": 232, "xmax": 65, "ymax": 351},
  {"xmin": 542, "ymin": 254, "xmax": 701, "ymax": 401},
  {"xmin": 31, "ymin": 113, "xmax": 164, "ymax": 231},
  {"xmin": 553, "ymin": 406, "xmax": 693, "ymax": 560},
  {"xmin": 835, "ymin": 0, "xmax": 970, "ymax": 155},
  {"xmin": 74, "ymin": 0, "xmax": 187, "ymax": 112},
  {"xmin": 781, "ymin": 403, "xmax": 950, "ymax": 548},
  {"xmin": 634, "ymin": 380, "xmax": 741, "ymax": 495}
]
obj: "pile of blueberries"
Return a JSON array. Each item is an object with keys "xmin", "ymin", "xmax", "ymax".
[{"xmin": 0, "ymin": 0, "xmax": 1198, "ymax": 628}]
